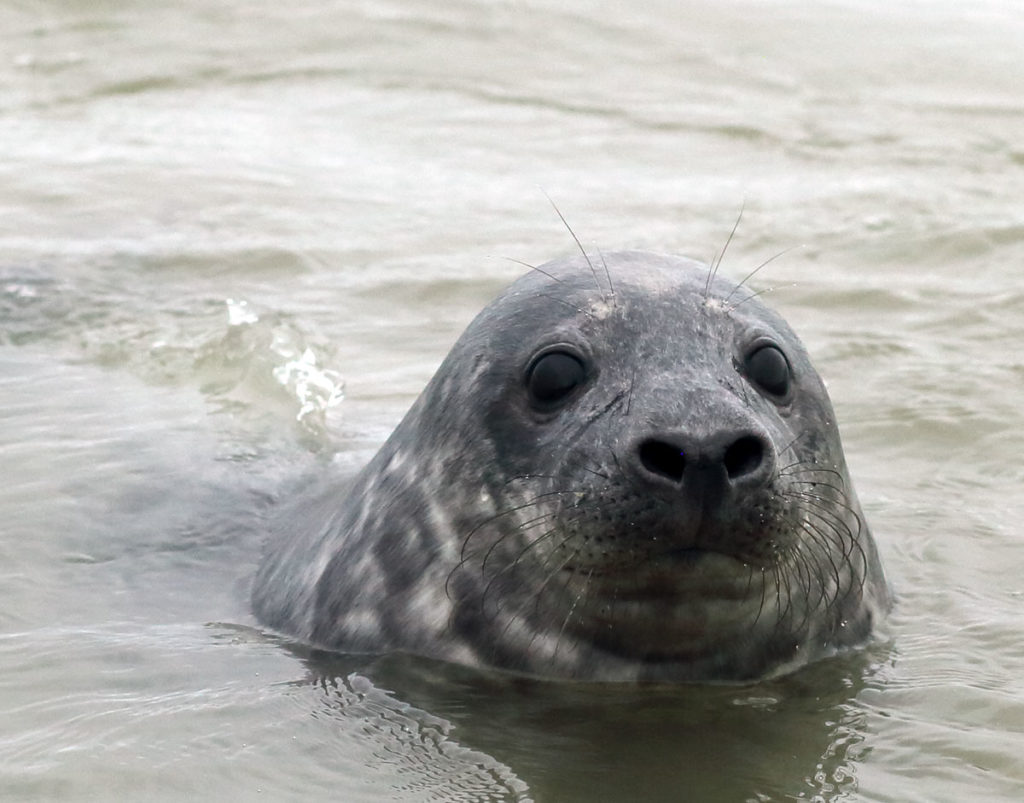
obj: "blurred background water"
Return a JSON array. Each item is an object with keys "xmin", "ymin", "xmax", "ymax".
[{"xmin": 2, "ymin": 1, "xmax": 1023, "ymax": 800}]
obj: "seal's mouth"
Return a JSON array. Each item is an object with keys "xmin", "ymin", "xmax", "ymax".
[
  {"xmin": 659, "ymin": 547, "xmax": 711, "ymax": 566},
  {"xmin": 561, "ymin": 546, "xmax": 742, "ymax": 575},
  {"xmin": 559, "ymin": 547, "xmax": 756, "ymax": 604}
]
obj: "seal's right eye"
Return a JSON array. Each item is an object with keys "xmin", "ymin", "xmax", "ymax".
[
  {"xmin": 744, "ymin": 344, "xmax": 791, "ymax": 399},
  {"xmin": 526, "ymin": 351, "xmax": 586, "ymax": 408}
]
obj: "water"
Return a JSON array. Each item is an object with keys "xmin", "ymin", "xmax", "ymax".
[{"xmin": 2, "ymin": 0, "xmax": 1023, "ymax": 800}]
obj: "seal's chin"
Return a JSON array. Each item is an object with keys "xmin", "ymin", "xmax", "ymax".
[
  {"xmin": 569, "ymin": 589, "xmax": 769, "ymax": 665},
  {"xmin": 557, "ymin": 547, "xmax": 787, "ymax": 664},
  {"xmin": 553, "ymin": 546, "xmax": 785, "ymax": 663}
]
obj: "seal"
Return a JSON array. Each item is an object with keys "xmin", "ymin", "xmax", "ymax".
[{"xmin": 252, "ymin": 250, "xmax": 890, "ymax": 682}]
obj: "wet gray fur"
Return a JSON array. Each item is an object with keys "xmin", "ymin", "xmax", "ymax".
[{"xmin": 252, "ymin": 251, "xmax": 890, "ymax": 682}]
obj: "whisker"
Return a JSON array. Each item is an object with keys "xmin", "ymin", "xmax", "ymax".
[
  {"xmin": 706, "ymin": 200, "xmax": 745, "ymax": 298},
  {"xmin": 722, "ymin": 246, "xmax": 800, "ymax": 305},
  {"xmin": 777, "ymin": 432, "xmax": 810, "ymax": 458},
  {"xmin": 487, "ymin": 527, "xmax": 582, "ymax": 630},
  {"xmin": 459, "ymin": 491, "xmax": 573, "ymax": 562},
  {"xmin": 779, "ymin": 462, "xmax": 847, "ymax": 482},
  {"xmin": 727, "ymin": 285, "xmax": 775, "ymax": 312},
  {"xmin": 596, "ymin": 247, "xmax": 615, "ymax": 301},
  {"xmin": 536, "ymin": 292, "xmax": 590, "ymax": 317},
  {"xmin": 541, "ymin": 190, "xmax": 605, "ymax": 300},
  {"xmin": 551, "ymin": 566, "xmax": 592, "ymax": 663},
  {"xmin": 501, "ymin": 256, "xmax": 567, "ymax": 286},
  {"xmin": 798, "ymin": 520, "xmax": 843, "ymax": 597}
]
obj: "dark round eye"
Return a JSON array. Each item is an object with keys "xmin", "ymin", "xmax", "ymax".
[
  {"xmin": 526, "ymin": 351, "xmax": 587, "ymax": 408},
  {"xmin": 744, "ymin": 345, "xmax": 791, "ymax": 398}
]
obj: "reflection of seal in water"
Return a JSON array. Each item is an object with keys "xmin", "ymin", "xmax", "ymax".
[{"xmin": 253, "ymin": 251, "xmax": 890, "ymax": 682}]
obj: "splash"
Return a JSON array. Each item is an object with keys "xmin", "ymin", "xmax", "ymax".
[{"xmin": 272, "ymin": 345, "xmax": 345, "ymax": 424}]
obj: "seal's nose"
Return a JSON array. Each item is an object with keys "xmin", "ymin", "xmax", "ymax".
[{"xmin": 636, "ymin": 431, "xmax": 770, "ymax": 491}]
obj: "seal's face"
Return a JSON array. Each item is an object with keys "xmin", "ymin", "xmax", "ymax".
[
  {"xmin": 253, "ymin": 250, "xmax": 889, "ymax": 682},
  {"xmin": 429, "ymin": 252, "xmax": 888, "ymax": 680}
]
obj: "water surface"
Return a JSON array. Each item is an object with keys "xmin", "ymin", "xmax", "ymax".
[{"xmin": 3, "ymin": 1, "xmax": 1024, "ymax": 800}]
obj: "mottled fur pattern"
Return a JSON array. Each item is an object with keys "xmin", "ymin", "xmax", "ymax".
[{"xmin": 253, "ymin": 251, "xmax": 890, "ymax": 682}]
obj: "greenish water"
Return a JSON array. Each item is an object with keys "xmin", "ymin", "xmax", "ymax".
[{"xmin": 2, "ymin": 1, "xmax": 1023, "ymax": 800}]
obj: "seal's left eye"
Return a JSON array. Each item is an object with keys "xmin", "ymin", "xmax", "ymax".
[
  {"xmin": 745, "ymin": 345, "xmax": 791, "ymax": 398},
  {"xmin": 526, "ymin": 351, "xmax": 586, "ymax": 407}
]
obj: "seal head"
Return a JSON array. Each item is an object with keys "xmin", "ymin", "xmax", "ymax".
[{"xmin": 253, "ymin": 251, "xmax": 890, "ymax": 682}]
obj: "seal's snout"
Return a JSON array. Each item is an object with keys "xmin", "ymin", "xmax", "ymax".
[{"xmin": 635, "ymin": 430, "xmax": 772, "ymax": 493}]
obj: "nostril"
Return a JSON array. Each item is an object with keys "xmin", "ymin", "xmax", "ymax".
[
  {"xmin": 723, "ymin": 435, "xmax": 763, "ymax": 479},
  {"xmin": 639, "ymin": 439, "xmax": 686, "ymax": 483}
]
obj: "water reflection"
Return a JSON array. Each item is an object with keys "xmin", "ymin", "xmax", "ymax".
[{"xmin": 303, "ymin": 647, "xmax": 893, "ymax": 803}]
